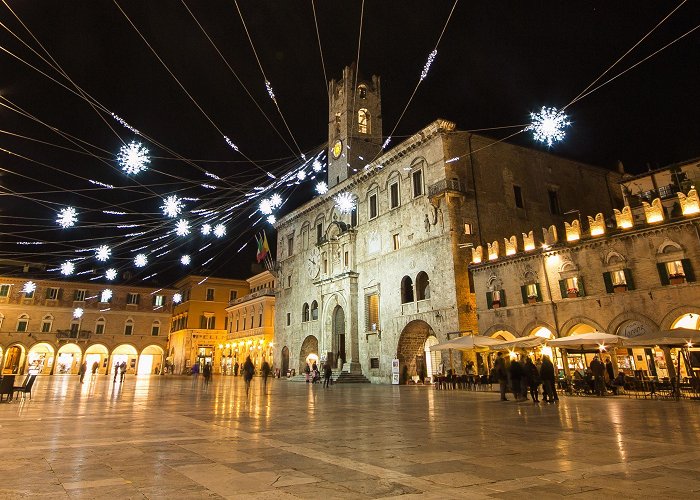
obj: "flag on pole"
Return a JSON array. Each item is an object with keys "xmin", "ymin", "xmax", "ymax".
[{"xmin": 256, "ymin": 231, "xmax": 270, "ymax": 263}]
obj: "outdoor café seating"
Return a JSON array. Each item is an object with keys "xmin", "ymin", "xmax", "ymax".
[
  {"xmin": 13, "ymin": 374, "xmax": 37, "ymax": 400},
  {"xmin": 0, "ymin": 375, "xmax": 16, "ymax": 402}
]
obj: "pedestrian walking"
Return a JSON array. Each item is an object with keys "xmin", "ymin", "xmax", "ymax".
[
  {"xmin": 509, "ymin": 358, "xmax": 524, "ymax": 400},
  {"xmin": 493, "ymin": 352, "xmax": 508, "ymax": 401},
  {"xmin": 540, "ymin": 355, "xmax": 558, "ymax": 403},
  {"xmin": 243, "ymin": 356, "xmax": 255, "ymax": 396},
  {"xmin": 323, "ymin": 362, "xmax": 332, "ymax": 388},
  {"xmin": 590, "ymin": 356, "xmax": 606, "ymax": 396},
  {"xmin": 79, "ymin": 361, "xmax": 87, "ymax": 384},
  {"xmin": 113, "ymin": 362, "xmax": 120, "ymax": 383},
  {"xmin": 304, "ymin": 363, "xmax": 311, "ymax": 383},
  {"xmin": 525, "ymin": 357, "xmax": 540, "ymax": 403},
  {"xmin": 119, "ymin": 361, "xmax": 127, "ymax": 382},
  {"xmin": 261, "ymin": 359, "xmax": 271, "ymax": 389},
  {"xmin": 234, "ymin": 361, "xmax": 239, "ymax": 377},
  {"xmin": 91, "ymin": 361, "xmax": 99, "ymax": 376},
  {"xmin": 203, "ymin": 362, "xmax": 212, "ymax": 386}
]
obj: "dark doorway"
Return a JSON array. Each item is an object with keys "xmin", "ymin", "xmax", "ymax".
[
  {"xmin": 333, "ymin": 306, "xmax": 346, "ymax": 364},
  {"xmin": 281, "ymin": 346, "xmax": 290, "ymax": 375}
]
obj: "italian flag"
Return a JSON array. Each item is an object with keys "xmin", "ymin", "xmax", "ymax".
[{"xmin": 256, "ymin": 231, "xmax": 270, "ymax": 263}]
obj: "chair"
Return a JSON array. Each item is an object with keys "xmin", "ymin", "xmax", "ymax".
[
  {"xmin": 0, "ymin": 375, "xmax": 16, "ymax": 402},
  {"xmin": 13, "ymin": 374, "xmax": 36, "ymax": 400}
]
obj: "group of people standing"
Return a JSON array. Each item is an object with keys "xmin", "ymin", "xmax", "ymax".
[
  {"xmin": 492, "ymin": 352, "xmax": 559, "ymax": 403},
  {"xmin": 304, "ymin": 361, "xmax": 334, "ymax": 388}
]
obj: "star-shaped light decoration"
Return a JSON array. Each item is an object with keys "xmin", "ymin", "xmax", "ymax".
[
  {"xmin": 134, "ymin": 254, "xmax": 147, "ymax": 267},
  {"xmin": 297, "ymin": 170, "xmax": 307, "ymax": 181},
  {"xmin": 57, "ymin": 207, "xmax": 78, "ymax": 228},
  {"xmin": 312, "ymin": 159, "xmax": 323, "ymax": 173},
  {"xmin": 95, "ymin": 245, "xmax": 111, "ymax": 262},
  {"xmin": 269, "ymin": 193, "xmax": 282, "ymax": 209},
  {"xmin": 73, "ymin": 307, "xmax": 84, "ymax": 318},
  {"xmin": 259, "ymin": 199, "xmax": 273, "ymax": 215},
  {"xmin": 173, "ymin": 292, "xmax": 182, "ymax": 303},
  {"xmin": 526, "ymin": 106, "xmax": 571, "ymax": 147},
  {"xmin": 316, "ymin": 182, "xmax": 328, "ymax": 195},
  {"xmin": 175, "ymin": 219, "xmax": 190, "ymax": 236},
  {"xmin": 22, "ymin": 281, "xmax": 37, "ymax": 294},
  {"xmin": 161, "ymin": 195, "xmax": 183, "ymax": 218},
  {"xmin": 334, "ymin": 192, "xmax": 356, "ymax": 214},
  {"xmin": 201, "ymin": 224, "xmax": 212, "ymax": 235},
  {"xmin": 213, "ymin": 224, "xmax": 226, "ymax": 238},
  {"xmin": 105, "ymin": 268, "xmax": 118, "ymax": 281},
  {"xmin": 266, "ymin": 215, "xmax": 276, "ymax": 224},
  {"xmin": 60, "ymin": 261, "xmax": 75, "ymax": 276},
  {"xmin": 100, "ymin": 289, "xmax": 113, "ymax": 302},
  {"xmin": 117, "ymin": 141, "xmax": 150, "ymax": 174},
  {"xmin": 181, "ymin": 255, "xmax": 191, "ymax": 266}
]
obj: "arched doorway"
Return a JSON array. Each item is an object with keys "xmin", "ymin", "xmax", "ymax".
[
  {"xmin": 281, "ymin": 346, "xmax": 290, "ymax": 376},
  {"xmin": 397, "ymin": 320, "xmax": 434, "ymax": 384},
  {"xmin": 56, "ymin": 344, "xmax": 83, "ymax": 374},
  {"xmin": 26, "ymin": 342, "xmax": 55, "ymax": 375},
  {"xmin": 85, "ymin": 344, "xmax": 109, "ymax": 375},
  {"xmin": 332, "ymin": 306, "xmax": 346, "ymax": 366},
  {"xmin": 3, "ymin": 344, "xmax": 25, "ymax": 375},
  {"xmin": 138, "ymin": 345, "xmax": 164, "ymax": 375},
  {"xmin": 110, "ymin": 345, "xmax": 138, "ymax": 375},
  {"xmin": 299, "ymin": 335, "xmax": 318, "ymax": 373}
]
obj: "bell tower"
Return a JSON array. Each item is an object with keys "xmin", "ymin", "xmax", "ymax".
[{"xmin": 328, "ymin": 64, "xmax": 382, "ymax": 188}]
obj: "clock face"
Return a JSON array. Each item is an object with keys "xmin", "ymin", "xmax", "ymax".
[
  {"xmin": 306, "ymin": 247, "xmax": 321, "ymax": 278},
  {"xmin": 332, "ymin": 140, "xmax": 343, "ymax": 159}
]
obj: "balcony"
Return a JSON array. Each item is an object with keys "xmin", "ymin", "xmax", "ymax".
[
  {"xmin": 56, "ymin": 329, "xmax": 91, "ymax": 340},
  {"xmin": 428, "ymin": 178, "xmax": 464, "ymax": 197}
]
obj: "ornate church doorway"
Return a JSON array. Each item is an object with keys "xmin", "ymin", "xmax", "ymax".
[{"xmin": 333, "ymin": 305, "xmax": 346, "ymax": 366}]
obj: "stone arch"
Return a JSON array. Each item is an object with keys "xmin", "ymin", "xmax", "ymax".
[
  {"xmin": 659, "ymin": 306, "xmax": 700, "ymax": 330},
  {"xmin": 396, "ymin": 320, "xmax": 434, "ymax": 384},
  {"xmin": 139, "ymin": 345, "xmax": 165, "ymax": 375},
  {"xmin": 299, "ymin": 335, "xmax": 319, "ymax": 373},
  {"xmin": 416, "ymin": 271, "xmax": 430, "ymax": 300},
  {"xmin": 85, "ymin": 343, "xmax": 110, "ymax": 375},
  {"xmin": 521, "ymin": 320, "xmax": 557, "ymax": 338},
  {"xmin": 110, "ymin": 344, "xmax": 138, "ymax": 375},
  {"xmin": 26, "ymin": 341, "xmax": 55, "ymax": 375},
  {"xmin": 481, "ymin": 323, "xmax": 517, "ymax": 339},
  {"xmin": 322, "ymin": 292, "xmax": 349, "ymax": 337},
  {"xmin": 559, "ymin": 317, "xmax": 604, "ymax": 336},
  {"xmin": 56, "ymin": 343, "xmax": 83, "ymax": 375},
  {"xmin": 3, "ymin": 343, "xmax": 26, "ymax": 375},
  {"xmin": 604, "ymin": 250, "xmax": 626, "ymax": 265},
  {"xmin": 325, "ymin": 220, "xmax": 348, "ymax": 241},
  {"xmin": 608, "ymin": 311, "xmax": 658, "ymax": 339},
  {"xmin": 559, "ymin": 259, "xmax": 578, "ymax": 273},
  {"xmin": 384, "ymin": 169, "xmax": 402, "ymax": 190},
  {"xmin": 281, "ymin": 346, "xmax": 290, "ymax": 375},
  {"xmin": 657, "ymin": 238, "xmax": 683, "ymax": 255},
  {"xmin": 490, "ymin": 330, "xmax": 516, "ymax": 341}
]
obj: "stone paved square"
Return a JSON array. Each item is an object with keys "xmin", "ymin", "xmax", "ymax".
[{"xmin": 0, "ymin": 375, "xmax": 698, "ymax": 499}]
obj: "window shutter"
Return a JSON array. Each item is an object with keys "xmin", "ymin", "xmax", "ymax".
[
  {"xmin": 74, "ymin": 290, "xmax": 80, "ymax": 300},
  {"xmin": 200, "ymin": 315, "xmax": 206, "ymax": 329},
  {"xmin": 486, "ymin": 291, "xmax": 493, "ymax": 309},
  {"xmin": 45, "ymin": 288, "xmax": 51, "ymax": 298},
  {"xmin": 500, "ymin": 290, "xmax": 507, "ymax": 307},
  {"xmin": 135, "ymin": 294, "xmax": 140, "ymax": 305},
  {"xmin": 57, "ymin": 289, "xmax": 63, "ymax": 301},
  {"xmin": 623, "ymin": 268, "xmax": 635, "ymax": 290},
  {"xmin": 603, "ymin": 272, "xmax": 613, "ymax": 293},
  {"xmin": 535, "ymin": 283, "xmax": 543, "ymax": 302},
  {"xmin": 681, "ymin": 259, "xmax": 696, "ymax": 282},
  {"xmin": 657, "ymin": 263, "xmax": 670, "ymax": 285},
  {"xmin": 559, "ymin": 280, "xmax": 567, "ymax": 299},
  {"xmin": 578, "ymin": 278, "xmax": 586, "ymax": 297},
  {"xmin": 152, "ymin": 295, "xmax": 157, "ymax": 306},
  {"xmin": 520, "ymin": 286, "xmax": 528, "ymax": 304}
]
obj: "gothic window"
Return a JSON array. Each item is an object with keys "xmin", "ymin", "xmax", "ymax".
[
  {"xmin": 389, "ymin": 180, "xmax": 400, "ymax": 209},
  {"xmin": 412, "ymin": 169, "xmax": 423, "ymax": 197},
  {"xmin": 258, "ymin": 306, "xmax": 263, "ymax": 328},
  {"xmin": 358, "ymin": 85, "xmax": 367, "ymax": 99},
  {"xmin": 358, "ymin": 109, "xmax": 370, "ymax": 134},
  {"xmin": 401, "ymin": 276, "xmax": 414, "ymax": 303},
  {"xmin": 368, "ymin": 191, "xmax": 378, "ymax": 219},
  {"xmin": 302, "ymin": 303, "xmax": 310, "ymax": 322},
  {"xmin": 311, "ymin": 300, "xmax": 319, "ymax": 320},
  {"xmin": 416, "ymin": 271, "xmax": 430, "ymax": 300}
]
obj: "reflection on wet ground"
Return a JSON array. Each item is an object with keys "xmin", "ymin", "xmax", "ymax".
[{"xmin": 0, "ymin": 374, "xmax": 697, "ymax": 498}]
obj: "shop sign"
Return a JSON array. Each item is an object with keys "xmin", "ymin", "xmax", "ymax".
[
  {"xmin": 619, "ymin": 321, "xmax": 649, "ymax": 338},
  {"xmin": 391, "ymin": 358, "xmax": 400, "ymax": 385}
]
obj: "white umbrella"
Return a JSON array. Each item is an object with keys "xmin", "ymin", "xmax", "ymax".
[
  {"xmin": 625, "ymin": 328, "xmax": 700, "ymax": 347},
  {"xmin": 490, "ymin": 336, "xmax": 547, "ymax": 351},
  {"xmin": 547, "ymin": 331, "xmax": 626, "ymax": 349},
  {"xmin": 429, "ymin": 335, "xmax": 505, "ymax": 351}
]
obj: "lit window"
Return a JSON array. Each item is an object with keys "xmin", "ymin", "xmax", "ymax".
[
  {"xmin": 358, "ymin": 85, "xmax": 367, "ymax": 99},
  {"xmin": 365, "ymin": 293, "xmax": 380, "ymax": 331},
  {"xmin": 611, "ymin": 270, "xmax": 627, "ymax": 286},
  {"xmin": 392, "ymin": 233, "xmax": 400, "ymax": 251},
  {"xmin": 152, "ymin": 294, "xmax": 165, "ymax": 307},
  {"xmin": 358, "ymin": 109, "xmax": 370, "ymax": 134}
]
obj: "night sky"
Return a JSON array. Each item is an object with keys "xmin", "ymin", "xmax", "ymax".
[{"xmin": 0, "ymin": 1, "xmax": 698, "ymax": 285}]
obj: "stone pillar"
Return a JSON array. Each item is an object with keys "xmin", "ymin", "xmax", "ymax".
[{"xmin": 347, "ymin": 277, "xmax": 362, "ymax": 373}]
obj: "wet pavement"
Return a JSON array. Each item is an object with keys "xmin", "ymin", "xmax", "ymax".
[{"xmin": 0, "ymin": 374, "xmax": 698, "ymax": 499}]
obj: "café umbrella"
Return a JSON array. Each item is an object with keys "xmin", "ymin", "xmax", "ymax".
[
  {"xmin": 429, "ymin": 334, "xmax": 505, "ymax": 352},
  {"xmin": 547, "ymin": 331, "xmax": 626, "ymax": 350}
]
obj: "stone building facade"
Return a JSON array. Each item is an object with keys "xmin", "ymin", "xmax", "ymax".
[
  {"xmin": 167, "ymin": 275, "xmax": 249, "ymax": 375},
  {"xmin": 273, "ymin": 66, "xmax": 622, "ymax": 383},
  {"xmin": 225, "ymin": 271, "xmax": 276, "ymax": 374},
  {"xmin": 0, "ymin": 274, "xmax": 176, "ymax": 376},
  {"xmin": 470, "ymin": 189, "xmax": 700, "ymax": 379}
]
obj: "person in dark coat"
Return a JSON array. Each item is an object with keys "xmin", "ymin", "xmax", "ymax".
[
  {"xmin": 605, "ymin": 357, "xmax": 615, "ymax": 384},
  {"xmin": 525, "ymin": 357, "xmax": 540, "ymax": 403},
  {"xmin": 323, "ymin": 362, "xmax": 332, "ymax": 388},
  {"xmin": 243, "ymin": 356, "xmax": 255, "ymax": 396},
  {"xmin": 493, "ymin": 352, "xmax": 508, "ymax": 401},
  {"xmin": 509, "ymin": 358, "xmax": 524, "ymax": 400},
  {"xmin": 233, "ymin": 361, "xmax": 239, "ymax": 377},
  {"xmin": 79, "ymin": 361, "xmax": 87, "ymax": 384},
  {"xmin": 261, "ymin": 359, "xmax": 271, "ymax": 389},
  {"xmin": 540, "ymin": 355, "xmax": 558, "ymax": 402},
  {"xmin": 203, "ymin": 362, "xmax": 212, "ymax": 386},
  {"xmin": 590, "ymin": 356, "xmax": 606, "ymax": 396}
]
